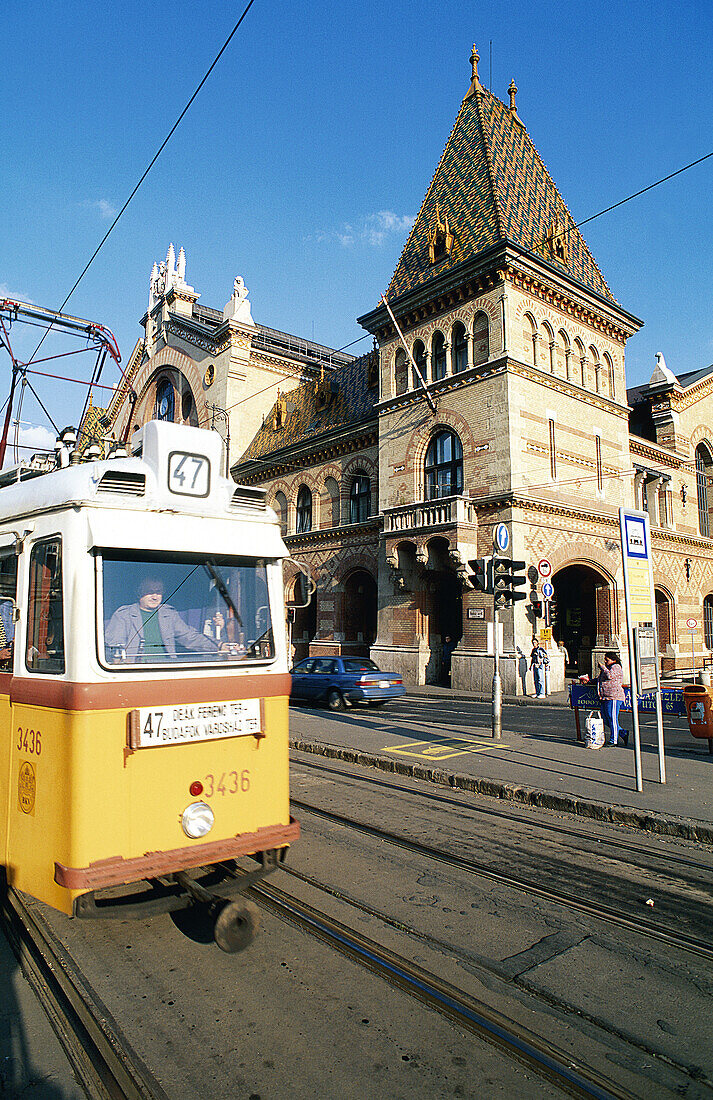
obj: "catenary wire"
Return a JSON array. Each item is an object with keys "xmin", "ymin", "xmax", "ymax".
[{"xmin": 26, "ymin": 0, "xmax": 258, "ymax": 370}]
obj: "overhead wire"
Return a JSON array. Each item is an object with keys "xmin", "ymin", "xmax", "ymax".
[{"xmin": 26, "ymin": 0, "xmax": 258, "ymax": 373}]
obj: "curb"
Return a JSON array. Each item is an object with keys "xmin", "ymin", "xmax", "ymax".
[
  {"xmin": 405, "ymin": 690, "xmax": 570, "ymax": 709},
  {"xmin": 290, "ymin": 738, "xmax": 713, "ymax": 846}
]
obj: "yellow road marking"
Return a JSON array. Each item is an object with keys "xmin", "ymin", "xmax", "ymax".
[{"xmin": 385, "ymin": 737, "xmax": 508, "ymax": 760}]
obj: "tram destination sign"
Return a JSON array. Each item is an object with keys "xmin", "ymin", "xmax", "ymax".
[{"xmin": 130, "ymin": 699, "xmax": 262, "ymax": 748}]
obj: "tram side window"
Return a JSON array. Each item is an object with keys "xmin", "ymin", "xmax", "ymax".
[
  {"xmin": 26, "ymin": 539, "xmax": 65, "ymax": 674},
  {"xmin": 0, "ymin": 551, "xmax": 18, "ymax": 670}
]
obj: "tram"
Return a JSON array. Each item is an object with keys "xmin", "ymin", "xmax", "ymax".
[{"xmin": 0, "ymin": 420, "xmax": 299, "ymax": 951}]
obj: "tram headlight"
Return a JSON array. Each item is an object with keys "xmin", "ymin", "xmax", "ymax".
[{"xmin": 181, "ymin": 801, "xmax": 215, "ymax": 839}]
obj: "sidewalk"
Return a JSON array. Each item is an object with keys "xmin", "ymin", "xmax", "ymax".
[{"xmin": 290, "ymin": 684, "xmax": 713, "ymax": 845}]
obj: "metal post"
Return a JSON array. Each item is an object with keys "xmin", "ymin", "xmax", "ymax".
[{"xmin": 492, "ymin": 596, "xmax": 502, "ymax": 739}]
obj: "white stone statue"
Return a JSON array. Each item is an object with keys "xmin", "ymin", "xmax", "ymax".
[{"xmin": 223, "ymin": 274, "xmax": 254, "ymax": 325}]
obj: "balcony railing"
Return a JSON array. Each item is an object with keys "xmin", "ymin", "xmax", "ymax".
[{"xmin": 383, "ymin": 494, "xmax": 477, "ymax": 533}]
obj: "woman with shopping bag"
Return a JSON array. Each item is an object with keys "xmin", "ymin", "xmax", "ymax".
[{"xmin": 597, "ymin": 651, "xmax": 628, "ymax": 747}]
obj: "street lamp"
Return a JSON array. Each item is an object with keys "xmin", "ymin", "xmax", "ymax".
[{"xmin": 205, "ymin": 402, "xmax": 231, "ymax": 479}]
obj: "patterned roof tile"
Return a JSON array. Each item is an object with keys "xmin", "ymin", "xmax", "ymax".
[
  {"xmin": 237, "ymin": 352, "xmax": 377, "ymax": 467},
  {"xmin": 387, "ymin": 83, "xmax": 614, "ymax": 303}
]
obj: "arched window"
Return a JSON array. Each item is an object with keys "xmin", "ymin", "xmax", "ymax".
[
  {"xmin": 323, "ymin": 476, "xmax": 340, "ymax": 527},
  {"xmin": 349, "ymin": 473, "xmax": 371, "ymax": 523},
  {"xmin": 155, "ymin": 378, "xmax": 175, "ymax": 422},
  {"xmin": 413, "ymin": 341, "xmax": 427, "ymax": 389},
  {"xmin": 473, "ymin": 311, "xmax": 489, "ymax": 366},
  {"xmin": 395, "ymin": 348, "xmax": 408, "ymax": 395},
  {"xmin": 705, "ymin": 595, "xmax": 713, "ymax": 651},
  {"xmin": 452, "ymin": 323, "xmax": 468, "ymax": 372},
  {"xmin": 432, "ymin": 331, "xmax": 447, "ymax": 380},
  {"xmin": 574, "ymin": 338, "xmax": 586, "ymax": 386},
  {"xmin": 696, "ymin": 444, "xmax": 713, "ymax": 537},
  {"xmin": 589, "ymin": 345, "xmax": 601, "ymax": 393},
  {"xmin": 604, "ymin": 352, "xmax": 615, "ymax": 399},
  {"xmin": 523, "ymin": 314, "xmax": 537, "ymax": 367},
  {"xmin": 424, "ymin": 430, "xmax": 463, "ymax": 500},
  {"xmin": 556, "ymin": 329, "xmax": 570, "ymax": 379},
  {"xmin": 541, "ymin": 322, "xmax": 555, "ymax": 373},
  {"xmin": 274, "ymin": 491, "xmax": 288, "ymax": 536},
  {"xmin": 296, "ymin": 485, "xmax": 312, "ymax": 533},
  {"xmin": 181, "ymin": 388, "xmax": 197, "ymax": 425}
]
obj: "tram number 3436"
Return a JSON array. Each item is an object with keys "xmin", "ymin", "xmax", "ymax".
[
  {"xmin": 17, "ymin": 727, "xmax": 42, "ymax": 756},
  {"xmin": 204, "ymin": 771, "xmax": 251, "ymax": 797}
]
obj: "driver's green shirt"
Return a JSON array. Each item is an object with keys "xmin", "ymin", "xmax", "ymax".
[{"xmin": 141, "ymin": 608, "xmax": 167, "ymax": 660}]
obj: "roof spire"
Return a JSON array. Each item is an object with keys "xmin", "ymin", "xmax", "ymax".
[{"xmin": 470, "ymin": 44, "xmax": 481, "ymax": 90}]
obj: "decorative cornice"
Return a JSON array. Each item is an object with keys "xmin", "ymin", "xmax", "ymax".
[
  {"xmin": 285, "ymin": 517, "xmax": 381, "ymax": 548},
  {"xmin": 505, "ymin": 263, "xmax": 635, "ymax": 343},
  {"xmin": 629, "ymin": 436, "xmax": 684, "ymax": 470},
  {"xmin": 234, "ymin": 425, "xmax": 378, "ymax": 483}
]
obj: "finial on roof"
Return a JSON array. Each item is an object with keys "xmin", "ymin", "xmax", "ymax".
[
  {"xmin": 470, "ymin": 44, "xmax": 480, "ymax": 86},
  {"xmin": 650, "ymin": 352, "xmax": 679, "ymax": 388},
  {"xmin": 507, "ymin": 78, "xmax": 523, "ymax": 124}
]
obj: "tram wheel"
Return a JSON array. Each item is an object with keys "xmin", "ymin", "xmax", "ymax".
[
  {"xmin": 213, "ymin": 899, "xmax": 261, "ymax": 953},
  {"xmin": 326, "ymin": 689, "xmax": 344, "ymax": 710}
]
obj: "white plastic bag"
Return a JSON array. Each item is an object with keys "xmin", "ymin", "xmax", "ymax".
[{"xmin": 584, "ymin": 710, "xmax": 605, "ymax": 749}]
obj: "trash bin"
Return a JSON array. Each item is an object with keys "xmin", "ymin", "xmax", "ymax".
[{"xmin": 683, "ymin": 684, "xmax": 713, "ymax": 754}]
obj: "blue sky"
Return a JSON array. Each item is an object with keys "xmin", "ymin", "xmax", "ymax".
[{"xmin": 1, "ymin": 0, "xmax": 711, "ymax": 446}]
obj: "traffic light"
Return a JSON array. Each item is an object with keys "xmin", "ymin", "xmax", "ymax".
[
  {"xmin": 531, "ymin": 599, "xmax": 543, "ymax": 618},
  {"xmin": 492, "ymin": 556, "xmax": 527, "ymax": 608},
  {"xmin": 468, "ymin": 556, "xmax": 493, "ymax": 592}
]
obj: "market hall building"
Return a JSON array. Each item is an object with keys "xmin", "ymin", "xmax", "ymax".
[{"xmin": 99, "ymin": 47, "xmax": 713, "ymax": 694}]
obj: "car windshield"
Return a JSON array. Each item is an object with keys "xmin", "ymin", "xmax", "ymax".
[
  {"xmin": 99, "ymin": 550, "xmax": 274, "ymax": 667},
  {"xmin": 342, "ymin": 659, "xmax": 380, "ymax": 673}
]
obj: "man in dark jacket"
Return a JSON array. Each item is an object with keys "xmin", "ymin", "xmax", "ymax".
[{"xmin": 105, "ymin": 577, "xmax": 225, "ymax": 663}]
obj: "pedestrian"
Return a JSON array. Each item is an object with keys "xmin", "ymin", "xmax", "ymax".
[
  {"xmin": 597, "ymin": 650, "xmax": 628, "ymax": 746},
  {"xmin": 442, "ymin": 634, "xmax": 455, "ymax": 685},
  {"xmin": 530, "ymin": 639, "xmax": 549, "ymax": 698}
]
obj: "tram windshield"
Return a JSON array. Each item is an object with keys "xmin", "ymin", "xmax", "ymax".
[{"xmin": 99, "ymin": 550, "xmax": 274, "ymax": 667}]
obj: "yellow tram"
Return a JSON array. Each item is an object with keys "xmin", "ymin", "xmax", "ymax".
[{"xmin": 0, "ymin": 421, "xmax": 299, "ymax": 951}]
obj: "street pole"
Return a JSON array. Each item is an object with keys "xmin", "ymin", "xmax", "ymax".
[{"xmin": 492, "ymin": 592, "xmax": 502, "ymax": 739}]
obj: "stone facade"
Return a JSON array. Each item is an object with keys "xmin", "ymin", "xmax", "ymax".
[{"xmin": 93, "ymin": 47, "xmax": 713, "ymax": 692}]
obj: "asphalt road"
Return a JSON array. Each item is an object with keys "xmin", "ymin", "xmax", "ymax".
[{"xmin": 14, "ymin": 700, "xmax": 713, "ymax": 1100}]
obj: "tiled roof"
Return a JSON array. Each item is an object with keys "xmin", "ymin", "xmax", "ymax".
[
  {"xmin": 237, "ymin": 351, "xmax": 377, "ymax": 467},
  {"xmin": 387, "ymin": 81, "xmax": 615, "ymax": 303}
]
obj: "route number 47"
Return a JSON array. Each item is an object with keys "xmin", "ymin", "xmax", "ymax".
[{"xmin": 168, "ymin": 451, "xmax": 210, "ymax": 498}]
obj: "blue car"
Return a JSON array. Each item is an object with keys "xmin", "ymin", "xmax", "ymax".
[{"xmin": 290, "ymin": 656, "xmax": 405, "ymax": 710}]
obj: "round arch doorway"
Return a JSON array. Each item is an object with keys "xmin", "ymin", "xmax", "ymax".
[
  {"xmin": 551, "ymin": 564, "xmax": 614, "ymax": 676},
  {"xmin": 343, "ymin": 569, "xmax": 377, "ymax": 655}
]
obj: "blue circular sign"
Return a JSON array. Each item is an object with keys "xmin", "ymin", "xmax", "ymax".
[
  {"xmin": 494, "ymin": 523, "xmax": 510, "ymax": 553},
  {"xmin": 542, "ymin": 581, "xmax": 554, "ymax": 599}
]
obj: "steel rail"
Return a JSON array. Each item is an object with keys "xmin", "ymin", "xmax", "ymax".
[
  {"xmin": 1, "ymin": 886, "xmax": 169, "ymax": 1100},
  {"xmin": 291, "ymin": 796, "xmax": 713, "ymax": 963},
  {"xmin": 291, "ymin": 755, "xmax": 713, "ymax": 877},
  {"xmin": 251, "ymin": 879, "xmax": 632, "ymax": 1100}
]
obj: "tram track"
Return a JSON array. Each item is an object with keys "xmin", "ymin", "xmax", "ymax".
[
  {"xmin": 290, "ymin": 795, "xmax": 713, "ymax": 963},
  {"xmin": 250, "ymin": 877, "xmax": 633, "ymax": 1100},
  {"xmin": 270, "ymin": 861, "xmax": 713, "ymax": 1097},
  {"xmin": 292, "ymin": 754, "xmax": 713, "ymax": 878},
  {"xmin": 1, "ymin": 886, "xmax": 169, "ymax": 1100}
]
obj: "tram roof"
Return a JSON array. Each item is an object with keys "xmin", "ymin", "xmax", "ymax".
[{"xmin": 0, "ymin": 422, "xmax": 285, "ymax": 550}]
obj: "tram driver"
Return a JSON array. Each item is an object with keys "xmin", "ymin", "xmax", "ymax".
[{"xmin": 105, "ymin": 576, "xmax": 232, "ymax": 664}]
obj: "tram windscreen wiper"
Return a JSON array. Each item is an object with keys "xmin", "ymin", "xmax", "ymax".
[{"xmin": 203, "ymin": 560, "xmax": 243, "ymax": 627}]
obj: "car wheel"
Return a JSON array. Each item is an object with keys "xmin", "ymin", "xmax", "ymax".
[{"xmin": 326, "ymin": 689, "xmax": 344, "ymax": 710}]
